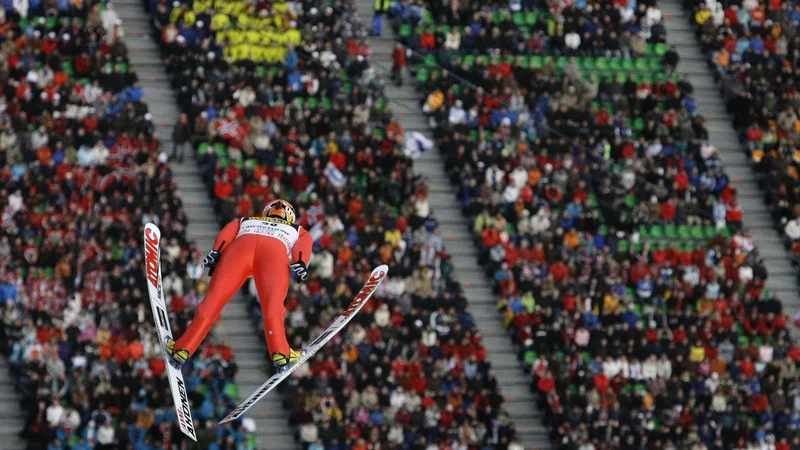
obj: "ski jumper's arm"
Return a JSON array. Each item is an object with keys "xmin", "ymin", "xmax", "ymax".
[
  {"xmin": 291, "ymin": 227, "xmax": 313, "ymax": 264},
  {"xmin": 214, "ymin": 220, "xmax": 241, "ymax": 252}
]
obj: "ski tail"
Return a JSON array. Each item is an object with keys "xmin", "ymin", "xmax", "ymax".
[
  {"xmin": 144, "ymin": 223, "xmax": 198, "ymax": 441},
  {"xmin": 218, "ymin": 264, "xmax": 389, "ymax": 424}
]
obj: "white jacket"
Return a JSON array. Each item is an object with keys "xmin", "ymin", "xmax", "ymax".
[
  {"xmin": 315, "ymin": 251, "xmax": 334, "ymax": 279},
  {"xmin": 786, "ymin": 219, "xmax": 800, "ymax": 240},
  {"xmin": 656, "ymin": 358, "xmax": 672, "ymax": 379},
  {"xmin": 97, "ymin": 424, "xmax": 115, "ymax": 445},
  {"xmin": 642, "ymin": 359, "xmax": 657, "ymax": 380}
]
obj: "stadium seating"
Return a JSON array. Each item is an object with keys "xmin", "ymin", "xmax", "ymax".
[
  {"xmin": 391, "ymin": 0, "xmax": 799, "ymax": 449},
  {"xmin": 0, "ymin": 1, "xmax": 251, "ymax": 448},
  {"xmin": 151, "ymin": 1, "xmax": 524, "ymax": 448},
  {"xmin": 688, "ymin": 0, "xmax": 800, "ymax": 266}
]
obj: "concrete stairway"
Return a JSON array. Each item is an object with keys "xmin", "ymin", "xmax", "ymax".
[
  {"xmin": 661, "ymin": 0, "xmax": 800, "ymax": 320},
  {"xmin": 0, "ymin": 359, "xmax": 26, "ymax": 450},
  {"xmin": 353, "ymin": 3, "xmax": 549, "ymax": 449},
  {"xmin": 114, "ymin": 2, "xmax": 296, "ymax": 448}
]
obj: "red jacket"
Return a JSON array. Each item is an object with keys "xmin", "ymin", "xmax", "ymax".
[{"xmin": 392, "ymin": 48, "xmax": 406, "ymax": 67}]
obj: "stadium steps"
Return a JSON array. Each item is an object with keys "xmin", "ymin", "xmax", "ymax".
[
  {"xmin": 662, "ymin": 0, "xmax": 800, "ymax": 316},
  {"xmin": 354, "ymin": 3, "xmax": 550, "ymax": 449},
  {"xmin": 0, "ymin": 359, "xmax": 27, "ymax": 450},
  {"xmin": 115, "ymin": 6, "xmax": 297, "ymax": 450}
]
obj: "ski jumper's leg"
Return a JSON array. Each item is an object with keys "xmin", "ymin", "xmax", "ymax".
[
  {"xmin": 175, "ymin": 222, "xmax": 251, "ymax": 356},
  {"xmin": 252, "ymin": 239, "xmax": 294, "ymax": 356}
]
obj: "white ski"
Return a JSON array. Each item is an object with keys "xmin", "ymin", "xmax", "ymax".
[
  {"xmin": 218, "ymin": 264, "xmax": 389, "ymax": 424},
  {"xmin": 143, "ymin": 223, "xmax": 198, "ymax": 441}
]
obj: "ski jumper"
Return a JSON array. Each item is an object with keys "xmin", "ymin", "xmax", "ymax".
[{"xmin": 174, "ymin": 216, "xmax": 313, "ymax": 357}]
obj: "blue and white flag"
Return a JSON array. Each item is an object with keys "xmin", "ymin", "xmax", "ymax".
[
  {"xmin": 325, "ymin": 162, "xmax": 347, "ymax": 188},
  {"xmin": 404, "ymin": 131, "xmax": 434, "ymax": 159}
]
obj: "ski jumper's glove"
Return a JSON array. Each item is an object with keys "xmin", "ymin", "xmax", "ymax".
[
  {"xmin": 203, "ymin": 250, "xmax": 221, "ymax": 276},
  {"xmin": 290, "ymin": 252, "xmax": 308, "ymax": 282}
]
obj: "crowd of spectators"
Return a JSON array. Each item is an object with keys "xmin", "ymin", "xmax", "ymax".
[
  {"xmin": 0, "ymin": 0, "xmax": 253, "ymax": 449},
  {"xmin": 689, "ymin": 0, "xmax": 800, "ymax": 270},
  {"xmin": 392, "ymin": 0, "xmax": 800, "ymax": 449},
  {"xmin": 150, "ymin": 0, "xmax": 523, "ymax": 449}
]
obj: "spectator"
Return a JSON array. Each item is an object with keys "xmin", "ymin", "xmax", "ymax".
[
  {"xmin": 392, "ymin": 43, "xmax": 407, "ymax": 86},
  {"xmin": 172, "ymin": 113, "xmax": 192, "ymax": 163},
  {"xmin": 372, "ymin": 0, "xmax": 391, "ymax": 36},
  {"xmin": 661, "ymin": 45, "xmax": 680, "ymax": 74}
]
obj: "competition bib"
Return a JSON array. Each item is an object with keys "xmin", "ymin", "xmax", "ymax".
[{"xmin": 237, "ymin": 217, "xmax": 300, "ymax": 254}]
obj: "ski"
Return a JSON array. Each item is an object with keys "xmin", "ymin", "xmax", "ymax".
[
  {"xmin": 218, "ymin": 264, "xmax": 389, "ymax": 424},
  {"xmin": 143, "ymin": 223, "xmax": 198, "ymax": 441}
]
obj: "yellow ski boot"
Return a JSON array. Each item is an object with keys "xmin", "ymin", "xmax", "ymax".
[
  {"xmin": 165, "ymin": 339, "xmax": 190, "ymax": 368},
  {"xmin": 272, "ymin": 349, "xmax": 303, "ymax": 373}
]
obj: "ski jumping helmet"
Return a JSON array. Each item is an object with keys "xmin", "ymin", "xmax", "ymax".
[{"xmin": 263, "ymin": 199, "xmax": 296, "ymax": 224}]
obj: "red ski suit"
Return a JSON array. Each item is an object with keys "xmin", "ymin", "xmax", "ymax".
[{"xmin": 175, "ymin": 216, "xmax": 313, "ymax": 357}]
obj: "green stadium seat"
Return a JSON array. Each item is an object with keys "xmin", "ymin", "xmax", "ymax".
[
  {"xmin": 649, "ymin": 59, "xmax": 662, "ymax": 71},
  {"xmin": 213, "ymin": 142, "xmax": 227, "ymax": 158},
  {"xmin": 678, "ymin": 225, "xmax": 691, "ymax": 240},
  {"xmin": 417, "ymin": 68, "xmax": 430, "ymax": 83},
  {"xmin": 622, "ymin": 58, "xmax": 635, "ymax": 71},
  {"xmin": 638, "ymin": 224, "xmax": 650, "ymax": 239},
  {"xmin": 665, "ymin": 225, "xmax": 677, "ymax": 239},
  {"xmin": 524, "ymin": 351, "xmax": 537, "ymax": 366},
  {"xmin": 424, "ymin": 54, "xmax": 437, "ymax": 67},
  {"xmin": 650, "ymin": 225, "xmax": 664, "ymax": 239}
]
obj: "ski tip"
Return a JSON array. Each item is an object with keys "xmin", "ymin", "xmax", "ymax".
[
  {"xmin": 373, "ymin": 265, "xmax": 389, "ymax": 276},
  {"xmin": 144, "ymin": 223, "xmax": 161, "ymax": 237},
  {"xmin": 218, "ymin": 416, "xmax": 235, "ymax": 425}
]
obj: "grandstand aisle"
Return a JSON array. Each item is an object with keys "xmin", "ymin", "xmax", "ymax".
[
  {"xmin": 354, "ymin": 3, "xmax": 550, "ymax": 450},
  {"xmin": 660, "ymin": 0, "xmax": 800, "ymax": 323},
  {"xmin": 0, "ymin": 359, "xmax": 26, "ymax": 450},
  {"xmin": 114, "ymin": 2, "xmax": 296, "ymax": 448}
]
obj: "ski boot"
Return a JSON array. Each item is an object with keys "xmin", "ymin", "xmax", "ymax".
[
  {"xmin": 165, "ymin": 338, "xmax": 190, "ymax": 368},
  {"xmin": 272, "ymin": 349, "xmax": 304, "ymax": 373}
]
